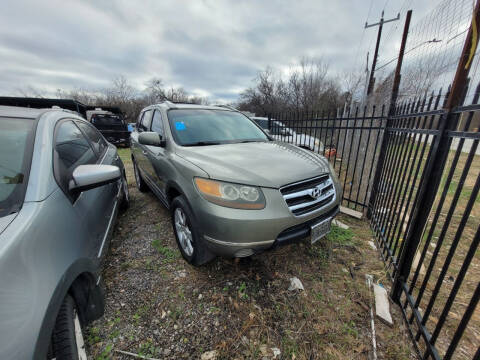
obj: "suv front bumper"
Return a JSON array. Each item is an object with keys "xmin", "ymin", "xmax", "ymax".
[{"xmin": 196, "ymin": 187, "xmax": 340, "ymax": 258}]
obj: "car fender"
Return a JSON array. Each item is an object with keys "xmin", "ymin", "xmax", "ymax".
[{"xmin": 33, "ymin": 258, "xmax": 101, "ymax": 359}]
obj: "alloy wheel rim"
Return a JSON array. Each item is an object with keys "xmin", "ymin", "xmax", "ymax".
[
  {"xmin": 174, "ymin": 208, "xmax": 194, "ymax": 256},
  {"xmin": 73, "ymin": 309, "xmax": 87, "ymax": 360}
]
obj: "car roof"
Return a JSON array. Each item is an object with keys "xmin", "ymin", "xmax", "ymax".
[
  {"xmin": 0, "ymin": 105, "xmax": 80, "ymax": 119},
  {"xmin": 0, "ymin": 105, "xmax": 49, "ymax": 119}
]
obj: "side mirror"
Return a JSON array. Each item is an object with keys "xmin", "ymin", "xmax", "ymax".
[
  {"xmin": 69, "ymin": 164, "xmax": 120, "ymax": 193},
  {"xmin": 138, "ymin": 131, "xmax": 166, "ymax": 147}
]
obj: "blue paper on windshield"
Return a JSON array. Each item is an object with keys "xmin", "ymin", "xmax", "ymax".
[{"xmin": 175, "ymin": 122, "xmax": 186, "ymax": 131}]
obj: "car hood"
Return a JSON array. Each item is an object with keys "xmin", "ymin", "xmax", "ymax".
[
  {"xmin": 175, "ymin": 141, "xmax": 330, "ymax": 188},
  {"xmin": 0, "ymin": 213, "xmax": 17, "ymax": 235}
]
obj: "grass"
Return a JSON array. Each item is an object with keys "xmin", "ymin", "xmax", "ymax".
[
  {"xmin": 151, "ymin": 239, "xmax": 177, "ymax": 262},
  {"xmin": 328, "ymin": 224, "xmax": 355, "ymax": 246}
]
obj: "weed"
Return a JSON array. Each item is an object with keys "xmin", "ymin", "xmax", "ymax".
[
  {"xmin": 87, "ymin": 327, "xmax": 101, "ymax": 345},
  {"xmin": 95, "ymin": 343, "xmax": 113, "ymax": 360},
  {"xmin": 238, "ymin": 282, "xmax": 249, "ymax": 299},
  {"xmin": 138, "ymin": 341, "xmax": 161, "ymax": 357},
  {"xmin": 152, "ymin": 239, "xmax": 177, "ymax": 262},
  {"xmin": 327, "ymin": 224, "xmax": 355, "ymax": 246},
  {"xmin": 342, "ymin": 320, "xmax": 358, "ymax": 338},
  {"xmin": 108, "ymin": 329, "xmax": 120, "ymax": 340}
]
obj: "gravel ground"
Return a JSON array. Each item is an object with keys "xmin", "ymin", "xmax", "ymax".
[{"xmin": 86, "ymin": 149, "xmax": 414, "ymax": 360}]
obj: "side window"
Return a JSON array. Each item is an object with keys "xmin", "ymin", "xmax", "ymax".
[
  {"xmin": 137, "ymin": 112, "xmax": 144, "ymax": 129},
  {"xmin": 54, "ymin": 120, "xmax": 97, "ymax": 190},
  {"xmin": 76, "ymin": 121, "xmax": 107, "ymax": 156},
  {"xmin": 139, "ymin": 110, "xmax": 153, "ymax": 132},
  {"xmin": 151, "ymin": 110, "xmax": 164, "ymax": 137}
]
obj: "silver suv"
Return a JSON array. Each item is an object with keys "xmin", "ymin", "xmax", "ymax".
[
  {"xmin": 0, "ymin": 106, "xmax": 129, "ymax": 359},
  {"xmin": 130, "ymin": 102, "xmax": 341, "ymax": 266}
]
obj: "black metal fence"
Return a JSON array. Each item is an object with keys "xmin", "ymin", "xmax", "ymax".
[
  {"xmin": 268, "ymin": 85, "xmax": 480, "ymax": 360},
  {"xmin": 269, "ymin": 107, "xmax": 387, "ymax": 211},
  {"xmin": 265, "ymin": 2, "xmax": 480, "ymax": 357}
]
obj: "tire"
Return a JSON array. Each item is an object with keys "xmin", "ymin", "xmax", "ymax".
[
  {"xmin": 119, "ymin": 171, "xmax": 130, "ymax": 212},
  {"xmin": 133, "ymin": 157, "xmax": 149, "ymax": 193},
  {"xmin": 171, "ymin": 195, "xmax": 215, "ymax": 266},
  {"xmin": 51, "ymin": 295, "xmax": 87, "ymax": 360}
]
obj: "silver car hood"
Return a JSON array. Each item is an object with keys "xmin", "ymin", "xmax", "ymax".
[
  {"xmin": 0, "ymin": 213, "xmax": 17, "ymax": 235},
  {"xmin": 176, "ymin": 141, "xmax": 330, "ymax": 188}
]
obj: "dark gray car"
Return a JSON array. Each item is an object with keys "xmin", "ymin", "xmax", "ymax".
[
  {"xmin": 130, "ymin": 102, "xmax": 341, "ymax": 266},
  {"xmin": 0, "ymin": 106, "xmax": 129, "ymax": 359}
]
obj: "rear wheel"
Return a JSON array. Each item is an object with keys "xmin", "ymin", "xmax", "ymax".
[
  {"xmin": 133, "ymin": 157, "xmax": 149, "ymax": 193},
  {"xmin": 50, "ymin": 295, "xmax": 87, "ymax": 360},
  {"xmin": 171, "ymin": 195, "xmax": 215, "ymax": 266}
]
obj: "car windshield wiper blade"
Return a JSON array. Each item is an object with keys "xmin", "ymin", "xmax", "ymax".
[
  {"xmin": 183, "ymin": 141, "xmax": 222, "ymax": 146},
  {"xmin": 238, "ymin": 139, "xmax": 266, "ymax": 143}
]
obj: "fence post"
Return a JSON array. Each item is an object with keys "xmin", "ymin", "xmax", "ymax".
[
  {"xmin": 391, "ymin": 0, "xmax": 480, "ymax": 302},
  {"xmin": 367, "ymin": 10, "xmax": 412, "ymax": 219}
]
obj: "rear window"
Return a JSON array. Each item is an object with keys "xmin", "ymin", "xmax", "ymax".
[
  {"xmin": 91, "ymin": 114, "xmax": 124, "ymax": 126},
  {"xmin": 0, "ymin": 117, "xmax": 36, "ymax": 217}
]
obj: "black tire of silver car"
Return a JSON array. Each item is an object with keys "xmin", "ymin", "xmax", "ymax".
[
  {"xmin": 133, "ymin": 157, "xmax": 149, "ymax": 192},
  {"xmin": 120, "ymin": 171, "xmax": 130, "ymax": 211},
  {"xmin": 171, "ymin": 195, "xmax": 215, "ymax": 266},
  {"xmin": 50, "ymin": 295, "xmax": 87, "ymax": 360}
]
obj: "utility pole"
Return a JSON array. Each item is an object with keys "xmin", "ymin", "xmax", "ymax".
[
  {"xmin": 365, "ymin": 11, "xmax": 400, "ymax": 96},
  {"xmin": 363, "ymin": 52, "xmax": 370, "ymax": 105}
]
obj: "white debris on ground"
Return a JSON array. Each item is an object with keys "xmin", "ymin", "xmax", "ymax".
[
  {"xmin": 332, "ymin": 219, "xmax": 350, "ymax": 229},
  {"xmin": 339, "ymin": 206, "xmax": 363, "ymax": 219},
  {"xmin": 365, "ymin": 274, "xmax": 377, "ymax": 360},
  {"xmin": 271, "ymin": 347, "xmax": 281, "ymax": 358},
  {"xmin": 288, "ymin": 277, "xmax": 304, "ymax": 291},
  {"xmin": 368, "ymin": 240, "xmax": 377, "ymax": 250},
  {"xmin": 201, "ymin": 350, "xmax": 218, "ymax": 360},
  {"xmin": 174, "ymin": 269, "xmax": 187, "ymax": 280},
  {"xmin": 373, "ymin": 283, "xmax": 393, "ymax": 326}
]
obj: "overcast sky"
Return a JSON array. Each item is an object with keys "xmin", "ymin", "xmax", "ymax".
[{"xmin": 0, "ymin": 0, "xmax": 439, "ymax": 102}]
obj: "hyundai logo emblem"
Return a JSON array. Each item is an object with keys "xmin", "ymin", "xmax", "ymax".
[{"xmin": 310, "ymin": 185, "xmax": 322, "ymax": 199}]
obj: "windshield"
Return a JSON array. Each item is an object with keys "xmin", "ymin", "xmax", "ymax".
[
  {"xmin": 91, "ymin": 114, "xmax": 124, "ymax": 126},
  {"xmin": 167, "ymin": 109, "xmax": 268, "ymax": 146},
  {"xmin": 0, "ymin": 117, "xmax": 35, "ymax": 217}
]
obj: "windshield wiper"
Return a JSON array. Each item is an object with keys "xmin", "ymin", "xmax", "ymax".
[
  {"xmin": 183, "ymin": 141, "xmax": 222, "ymax": 146},
  {"xmin": 238, "ymin": 139, "xmax": 266, "ymax": 143}
]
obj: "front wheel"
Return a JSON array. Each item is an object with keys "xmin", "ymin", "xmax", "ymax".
[
  {"xmin": 50, "ymin": 295, "xmax": 87, "ymax": 360},
  {"xmin": 171, "ymin": 195, "xmax": 215, "ymax": 266}
]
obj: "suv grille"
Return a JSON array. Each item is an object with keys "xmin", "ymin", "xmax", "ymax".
[{"xmin": 280, "ymin": 175, "xmax": 336, "ymax": 216}]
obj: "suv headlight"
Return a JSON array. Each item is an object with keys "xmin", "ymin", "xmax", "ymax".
[{"xmin": 194, "ymin": 177, "xmax": 266, "ymax": 209}]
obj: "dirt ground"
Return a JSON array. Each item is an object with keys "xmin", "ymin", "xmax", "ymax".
[{"xmin": 86, "ymin": 149, "xmax": 414, "ymax": 360}]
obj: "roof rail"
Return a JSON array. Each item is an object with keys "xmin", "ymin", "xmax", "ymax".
[
  {"xmin": 213, "ymin": 104, "xmax": 237, "ymax": 111},
  {"xmin": 162, "ymin": 100, "xmax": 177, "ymax": 109}
]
